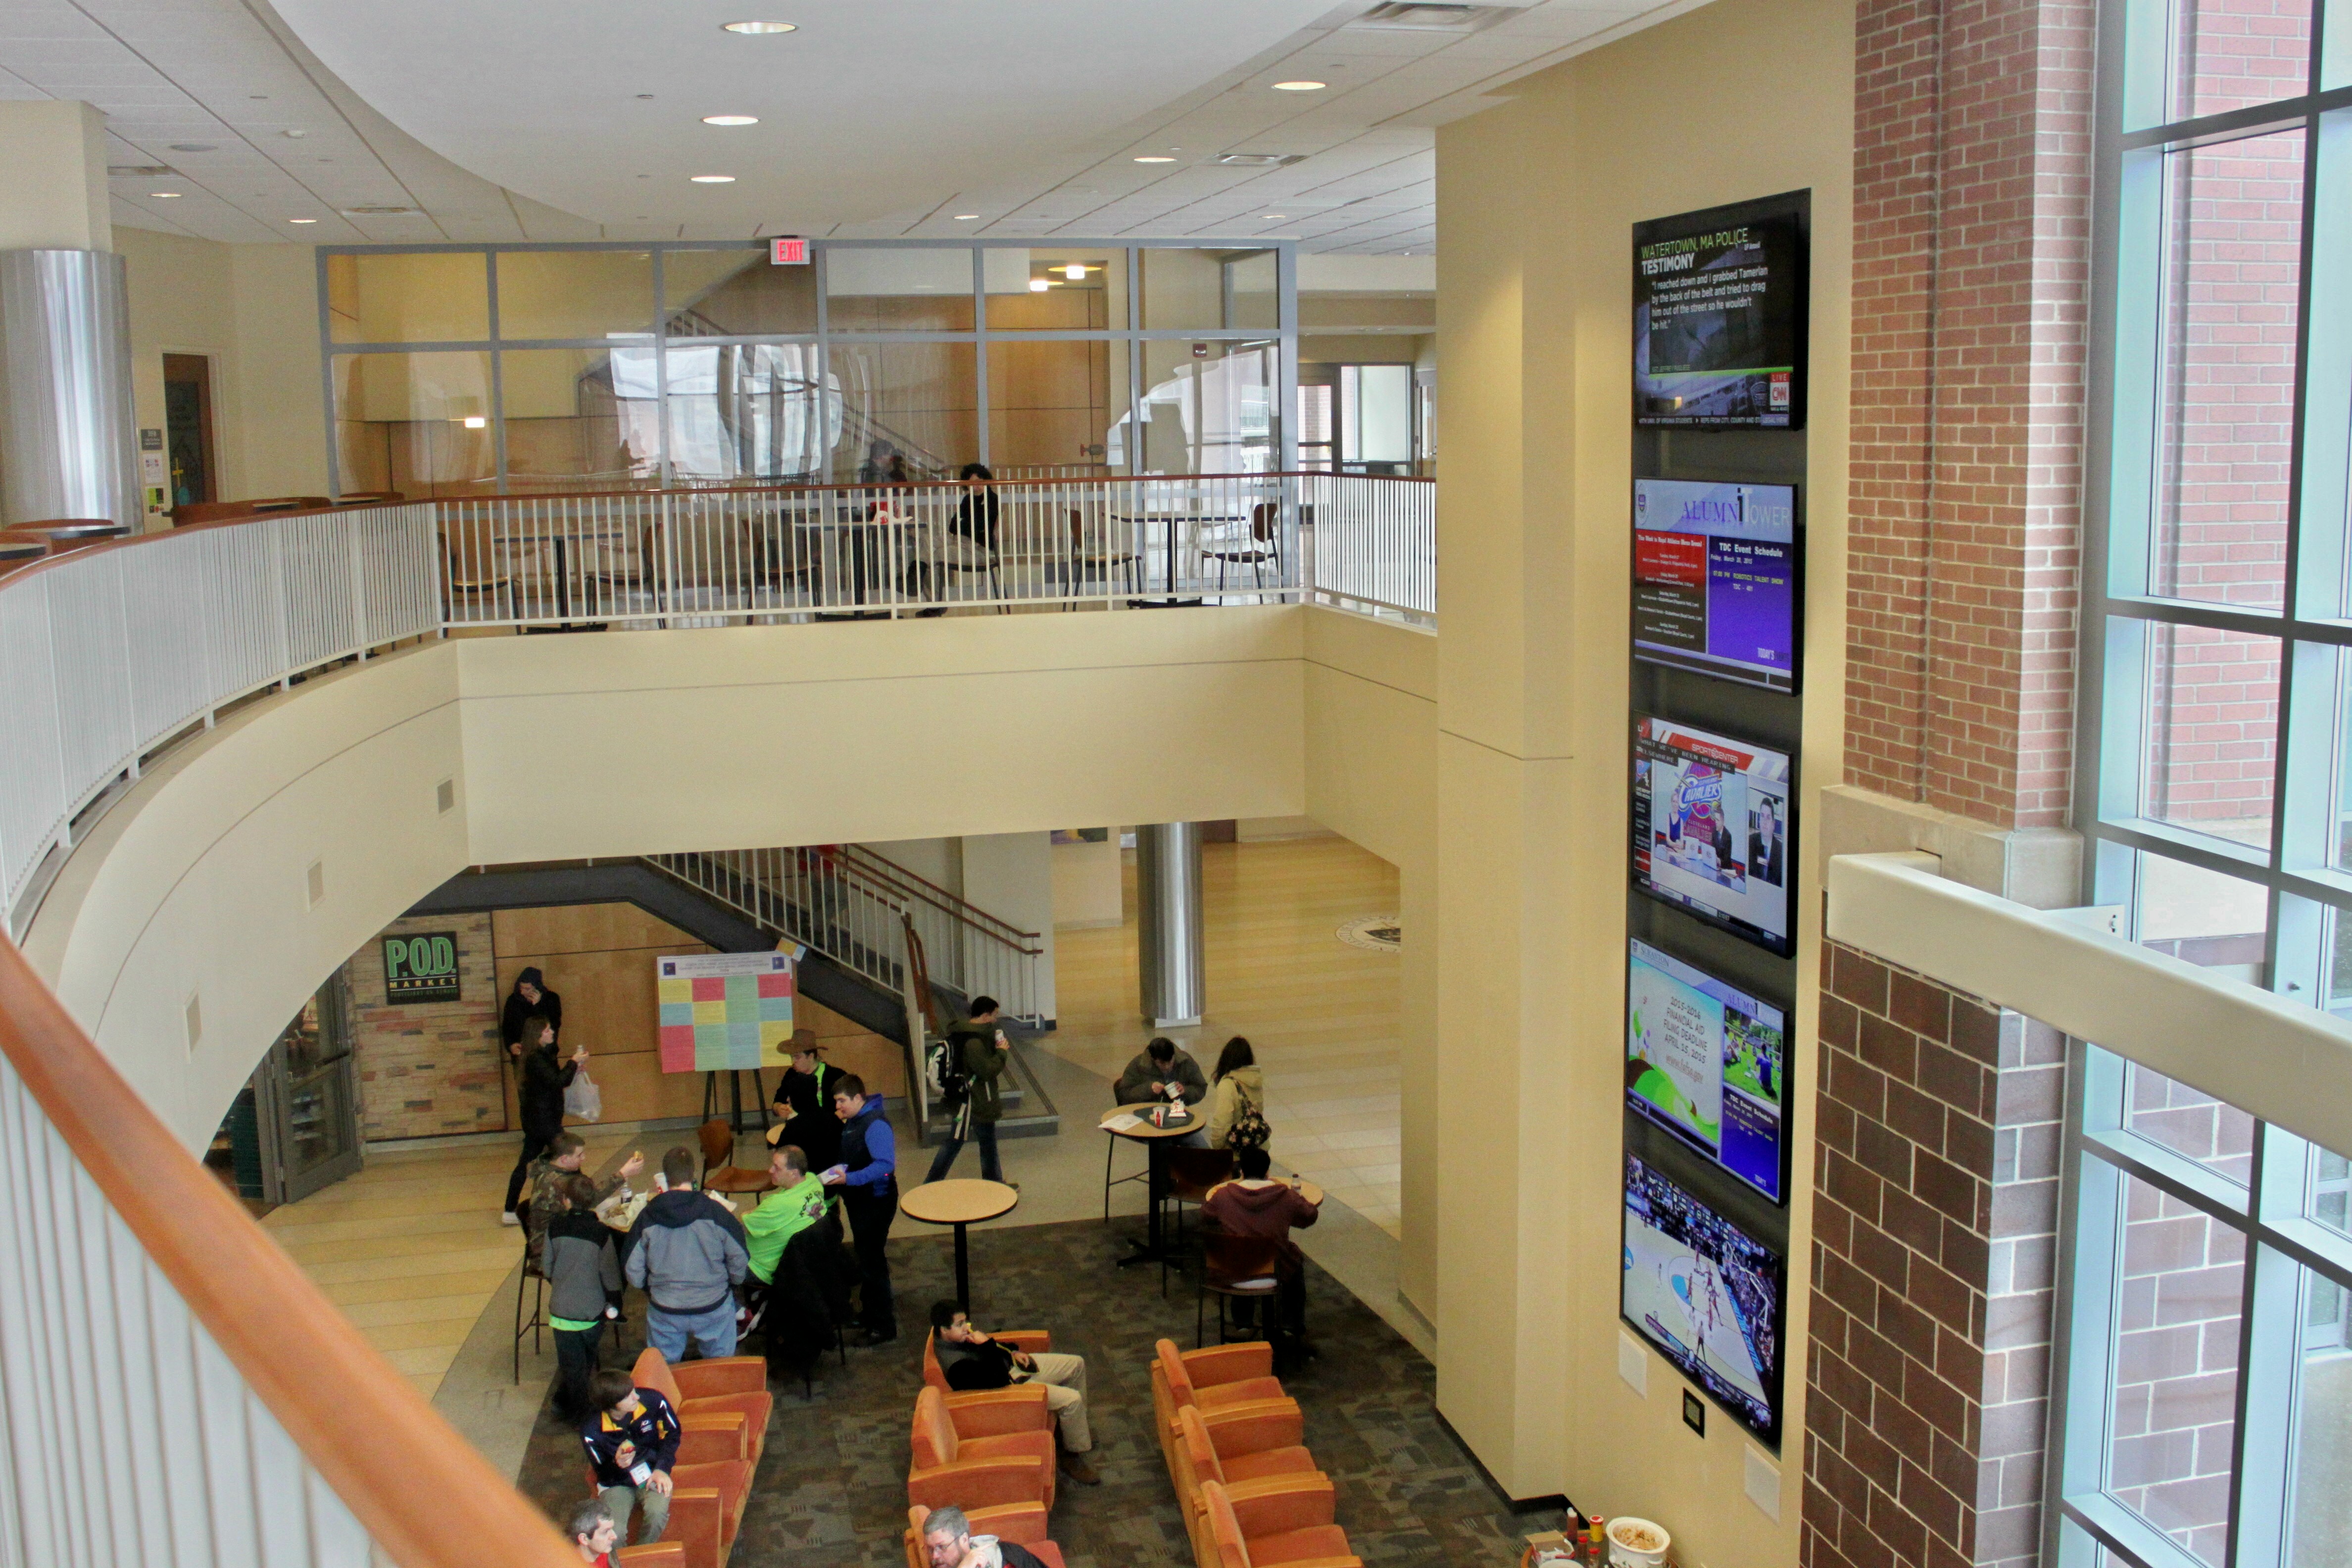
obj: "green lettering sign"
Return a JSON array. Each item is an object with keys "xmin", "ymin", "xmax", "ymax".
[{"xmin": 383, "ymin": 930, "xmax": 462, "ymax": 1002}]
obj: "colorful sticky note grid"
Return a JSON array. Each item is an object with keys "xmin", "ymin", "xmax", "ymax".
[{"xmin": 657, "ymin": 968, "xmax": 795, "ymax": 1073}]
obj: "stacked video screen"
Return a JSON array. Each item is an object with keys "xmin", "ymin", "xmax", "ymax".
[{"xmin": 1620, "ymin": 191, "xmax": 1807, "ymax": 1452}]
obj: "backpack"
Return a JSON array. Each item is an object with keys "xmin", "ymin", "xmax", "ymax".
[
  {"xmin": 1224, "ymin": 1082, "xmax": 1271, "ymax": 1151},
  {"xmin": 925, "ymin": 1031, "xmax": 970, "ymax": 1108}
]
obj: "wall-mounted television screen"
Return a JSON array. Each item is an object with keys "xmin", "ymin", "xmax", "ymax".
[
  {"xmin": 1631, "ymin": 715, "xmax": 1794, "ymax": 955},
  {"xmin": 1625, "ymin": 938, "xmax": 1788, "ymax": 1203},
  {"xmin": 1622, "ymin": 1153, "xmax": 1783, "ymax": 1445},
  {"xmin": 1632, "ymin": 479, "xmax": 1800, "ymax": 692},
  {"xmin": 1633, "ymin": 193, "xmax": 1808, "ymax": 428}
]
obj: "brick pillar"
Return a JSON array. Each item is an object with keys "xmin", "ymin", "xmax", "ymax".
[
  {"xmin": 1843, "ymin": 0, "xmax": 2093, "ymax": 829},
  {"xmin": 1803, "ymin": 941, "xmax": 2066, "ymax": 1568}
]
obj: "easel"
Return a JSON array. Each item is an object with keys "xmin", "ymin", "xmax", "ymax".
[{"xmin": 701, "ymin": 1069, "xmax": 771, "ymax": 1136}]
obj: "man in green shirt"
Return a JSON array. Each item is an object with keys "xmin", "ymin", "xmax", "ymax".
[{"xmin": 743, "ymin": 1143, "xmax": 831, "ymax": 1284}]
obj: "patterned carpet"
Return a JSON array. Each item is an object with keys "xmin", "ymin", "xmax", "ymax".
[{"xmin": 513, "ymin": 1216, "xmax": 1549, "ymax": 1566}]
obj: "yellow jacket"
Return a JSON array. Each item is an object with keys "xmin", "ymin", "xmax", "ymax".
[{"xmin": 1207, "ymin": 1065, "xmax": 1264, "ymax": 1149}]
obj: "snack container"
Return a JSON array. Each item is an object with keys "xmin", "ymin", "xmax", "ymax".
[
  {"xmin": 1521, "ymin": 1530, "xmax": 1573, "ymax": 1567},
  {"xmin": 1606, "ymin": 1518, "xmax": 1670, "ymax": 1568}
]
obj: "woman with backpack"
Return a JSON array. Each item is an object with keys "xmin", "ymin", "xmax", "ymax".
[{"xmin": 1205, "ymin": 1035, "xmax": 1268, "ymax": 1152}]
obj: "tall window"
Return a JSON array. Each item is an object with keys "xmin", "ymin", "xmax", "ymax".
[
  {"xmin": 2060, "ymin": 0, "xmax": 2352, "ymax": 1561},
  {"xmin": 319, "ymin": 243, "xmax": 1295, "ymax": 497}
]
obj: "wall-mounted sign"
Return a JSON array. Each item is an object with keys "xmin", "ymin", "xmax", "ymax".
[
  {"xmin": 1633, "ymin": 191, "xmax": 1809, "ymax": 429},
  {"xmin": 139, "ymin": 427, "xmax": 163, "ymax": 451},
  {"xmin": 770, "ymin": 236, "xmax": 809, "ymax": 265},
  {"xmin": 383, "ymin": 931, "xmax": 461, "ymax": 1001}
]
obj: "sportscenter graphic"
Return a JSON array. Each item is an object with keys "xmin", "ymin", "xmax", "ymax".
[
  {"xmin": 1621, "ymin": 1153, "xmax": 1782, "ymax": 1443},
  {"xmin": 1630, "ymin": 715, "xmax": 1793, "ymax": 955},
  {"xmin": 1632, "ymin": 479, "xmax": 1799, "ymax": 692}
]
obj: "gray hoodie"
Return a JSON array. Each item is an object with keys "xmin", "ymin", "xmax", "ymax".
[{"xmin": 625, "ymin": 1187, "xmax": 748, "ymax": 1316}]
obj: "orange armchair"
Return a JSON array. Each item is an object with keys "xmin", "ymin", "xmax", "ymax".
[
  {"xmin": 901, "ymin": 1502, "xmax": 1068, "ymax": 1568},
  {"xmin": 907, "ymin": 1384, "xmax": 1059, "ymax": 1513},
  {"xmin": 1153, "ymin": 1339, "xmax": 1292, "ymax": 1472},
  {"xmin": 1172, "ymin": 1405, "xmax": 1322, "ymax": 1567},
  {"xmin": 672, "ymin": 1459, "xmax": 752, "ymax": 1568},
  {"xmin": 1198, "ymin": 1478, "xmax": 1362, "ymax": 1568},
  {"xmin": 923, "ymin": 1326, "xmax": 1054, "ymax": 1393},
  {"xmin": 617, "ymin": 1544, "xmax": 687, "ymax": 1568},
  {"xmin": 633, "ymin": 1348, "xmax": 773, "ymax": 1469}
]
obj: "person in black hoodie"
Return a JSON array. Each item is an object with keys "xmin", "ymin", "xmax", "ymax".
[
  {"xmin": 764, "ymin": 1030, "xmax": 843, "ymax": 1173},
  {"xmin": 502, "ymin": 967, "xmax": 563, "ymax": 1052},
  {"xmin": 504, "ymin": 1015, "xmax": 588, "ymax": 1224}
]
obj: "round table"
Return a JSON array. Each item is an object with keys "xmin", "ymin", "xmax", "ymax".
[
  {"xmin": 1100, "ymin": 1103, "xmax": 1203, "ymax": 1273},
  {"xmin": 900, "ymin": 1177, "xmax": 1019, "ymax": 1311}
]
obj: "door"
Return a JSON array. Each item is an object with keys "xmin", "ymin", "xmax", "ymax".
[
  {"xmin": 161, "ymin": 353, "xmax": 218, "ymax": 507},
  {"xmin": 254, "ymin": 975, "xmax": 364, "ymax": 1204}
]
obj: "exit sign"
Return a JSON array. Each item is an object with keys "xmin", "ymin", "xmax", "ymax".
[{"xmin": 770, "ymin": 236, "xmax": 809, "ymax": 265}]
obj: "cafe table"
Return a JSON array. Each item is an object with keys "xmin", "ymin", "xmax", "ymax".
[{"xmin": 898, "ymin": 1177, "xmax": 1020, "ymax": 1313}]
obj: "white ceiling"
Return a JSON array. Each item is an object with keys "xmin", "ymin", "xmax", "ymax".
[{"xmin": 0, "ymin": 0, "xmax": 1710, "ymax": 252}]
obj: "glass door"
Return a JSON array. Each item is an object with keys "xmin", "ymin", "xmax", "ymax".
[{"xmin": 255, "ymin": 976, "xmax": 363, "ymax": 1204}]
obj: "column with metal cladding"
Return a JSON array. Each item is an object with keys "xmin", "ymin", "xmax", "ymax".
[
  {"xmin": 0, "ymin": 248, "xmax": 137, "ymax": 531},
  {"xmin": 1135, "ymin": 822, "xmax": 1204, "ymax": 1028}
]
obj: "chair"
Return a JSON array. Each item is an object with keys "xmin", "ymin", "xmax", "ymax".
[
  {"xmin": 513, "ymin": 1229, "xmax": 548, "ymax": 1382},
  {"xmin": 697, "ymin": 1118, "xmax": 777, "ymax": 1201},
  {"xmin": 907, "ymin": 1383, "xmax": 1058, "ymax": 1513},
  {"xmin": 616, "ymin": 1544, "xmax": 687, "ymax": 1568},
  {"xmin": 1065, "ymin": 507, "xmax": 1140, "ymax": 602},
  {"xmin": 1172, "ymin": 1406, "xmax": 1321, "ymax": 1568},
  {"xmin": 579, "ymin": 1457, "xmax": 748, "ymax": 1568},
  {"xmin": 1199, "ymin": 1233, "xmax": 1283, "ymax": 1350},
  {"xmin": 631, "ymin": 1347, "xmax": 774, "ymax": 1470},
  {"xmin": 923, "ymin": 1325, "xmax": 1052, "ymax": 1394},
  {"xmin": 1205, "ymin": 502, "xmax": 1281, "ymax": 591},
  {"xmin": 902, "ymin": 1502, "xmax": 1067, "ymax": 1568},
  {"xmin": 1104, "ymin": 1128, "xmax": 1151, "ymax": 1221},
  {"xmin": 1197, "ymin": 1477, "xmax": 1361, "ymax": 1568},
  {"xmin": 1150, "ymin": 1338, "xmax": 1291, "ymax": 1476},
  {"xmin": 1163, "ymin": 1145, "xmax": 1237, "ymax": 1294},
  {"xmin": 443, "ymin": 530, "xmax": 515, "ymax": 623}
]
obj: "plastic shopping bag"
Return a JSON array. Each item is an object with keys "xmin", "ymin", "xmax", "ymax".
[{"xmin": 563, "ymin": 1068, "xmax": 602, "ymax": 1123}]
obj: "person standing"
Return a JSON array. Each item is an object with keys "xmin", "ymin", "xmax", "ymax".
[
  {"xmin": 502, "ymin": 967, "xmax": 562, "ymax": 1052},
  {"xmin": 504, "ymin": 1016, "xmax": 586, "ymax": 1225},
  {"xmin": 765, "ymin": 1030, "xmax": 843, "ymax": 1172},
  {"xmin": 925, "ymin": 995, "xmax": 1011, "ymax": 1185},
  {"xmin": 1205, "ymin": 1036, "xmax": 1266, "ymax": 1152},
  {"xmin": 543, "ymin": 1173, "xmax": 622, "ymax": 1421},
  {"xmin": 826, "ymin": 1074, "xmax": 899, "ymax": 1344},
  {"xmin": 624, "ymin": 1148, "xmax": 749, "ymax": 1361}
]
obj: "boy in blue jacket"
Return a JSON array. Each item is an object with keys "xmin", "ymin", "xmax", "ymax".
[
  {"xmin": 580, "ymin": 1368, "xmax": 681, "ymax": 1544},
  {"xmin": 824, "ymin": 1075, "xmax": 899, "ymax": 1343}
]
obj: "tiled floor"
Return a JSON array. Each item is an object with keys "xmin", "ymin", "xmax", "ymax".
[{"xmin": 1045, "ymin": 835, "xmax": 1406, "ymax": 1233}]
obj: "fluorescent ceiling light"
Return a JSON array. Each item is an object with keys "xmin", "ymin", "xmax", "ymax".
[
  {"xmin": 1264, "ymin": 214, "xmax": 1286, "ymax": 220},
  {"xmin": 1272, "ymin": 80, "xmax": 1326, "ymax": 91},
  {"xmin": 150, "ymin": 191, "xmax": 181, "ymax": 198},
  {"xmin": 953, "ymin": 213, "xmax": 979, "ymax": 220},
  {"xmin": 289, "ymin": 217, "xmax": 318, "ymax": 224},
  {"xmin": 1029, "ymin": 278, "xmax": 1050, "ymax": 292},
  {"xmin": 721, "ymin": 19, "xmax": 795, "ymax": 31},
  {"xmin": 690, "ymin": 174, "xmax": 736, "ymax": 183},
  {"xmin": 1062, "ymin": 263, "xmax": 1085, "ymax": 280},
  {"xmin": 461, "ymin": 416, "xmax": 488, "ymax": 429},
  {"xmin": 702, "ymin": 115, "xmax": 758, "ymax": 126},
  {"xmin": 1133, "ymin": 155, "xmax": 1176, "ymax": 163}
]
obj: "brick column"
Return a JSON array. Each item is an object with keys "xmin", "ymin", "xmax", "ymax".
[
  {"xmin": 1843, "ymin": 0, "xmax": 2093, "ymax": 829},
  {"xmin": 1803, "ymin": 941, "xmax": 2066, "ymax": 1568}
]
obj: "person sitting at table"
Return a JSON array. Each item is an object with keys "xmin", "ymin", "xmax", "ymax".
[
  {"xmin": 766, "ymin": 1031, "xmax": 843, "ymax": 1172},
  {"xmin": 1114, "ymin": 1036, "xmax": 1207, "ymax": 1112},
  {"xmin": 928, "ymin": 1301, "xmax": 1100, "ymax": 1486},
  {"xmin": 544, "ymin": 1173, "xmax": 622, "ymax": 1422},
  {"xmin": 913, "ymin": 462, "xmax": 1002, "ymax": 617},
  {"xmin": 919, "ymin": 1505, "xmax": 1051, "ymax": 1568},
  {"xmin": 742, "ymin": 1143, "xmax": 853, "ymax": 1371},
  {"xmin": 527, "ymin": 1130, "xmax": 645, "ymax": 1262},
  {"xmin": 1202, "ymin": 1147, "xmax": 1322, "ymax": 1354}
]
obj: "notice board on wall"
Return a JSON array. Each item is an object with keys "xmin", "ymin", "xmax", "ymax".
[{"xmin": 656, "ymin": 946, "xmax": 799, "ymax": 1072}]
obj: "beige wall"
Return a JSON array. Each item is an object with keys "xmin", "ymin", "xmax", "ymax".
[
  {"xmin": 116, "ymin": 226, "xmax": 329, "ymax": 522},
  {"xmin": 1433, "ymin": 0, "xmax": 1853, "ymax": 1557},
  {"xmin": 0, "ymin": 102, "xmax": 109, "ymax": 251}
]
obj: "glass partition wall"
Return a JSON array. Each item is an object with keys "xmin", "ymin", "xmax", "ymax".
[
  {"xmin": 2058, "ymin": 0, "xmax": 2352, "ymax": 1563},
  {"xmin": 319, "ymin": 242, "xmax": 1296, "ymax": 497}
]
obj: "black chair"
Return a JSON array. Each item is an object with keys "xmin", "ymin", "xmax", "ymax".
[
  {"xmin": 1197, "ymin": 1232, "xmax": 1283, "ymax": 1350},
  {"xmin": 512, "ymin": 1228, "xmax": 549, "ymax": 1382}
]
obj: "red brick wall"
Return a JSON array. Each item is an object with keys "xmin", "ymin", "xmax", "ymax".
[
  {"xmin": 1843, "ymin": 0, "xmax": 2093, "ymax": 830},
  {"xmin": 1805, "ymin": 941, "xmax": 2065, "ymax": 1568}
]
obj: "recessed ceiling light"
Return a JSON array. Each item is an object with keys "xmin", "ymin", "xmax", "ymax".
[
  {"xmin": 702, "ymin": 114, "xmax": 758, "ymax": 126},
  {"xmin": 461, "ymin": 416, "xmax": 488, "ymax": 430},
  {"xmin": 1272, "ymin": 80, "xmax": 1327, "ymax": 91},
  {"xmin": 953, "ymin": 213, "xmax": 979, "ymax": 220},
  {"xmin": 289, "ymin": 217, "xmax": 318, "ymax": 224},
  {"xmin": 690, "ymin": 174, "xmax": 735, "ymax": 183},
  {"xmin": 1029, "ymin": 278, "xmax": 1050, "ymax": 292},
  {"xmin": 150, "ymin": 191, "xmax": 181, "ymax": 198},
  {"xmin": 722, "ymin": 19, "xmax": 796, "ymax": 32},
  {"xmin": 282, "ymin": 129, "xmax": 307, "ymax": 138},
  {"xmin": 168, "ymin": 143, "xmax": 214, "ymax": 153},
  {"xmin": 1134, "ymin": 155, "xmax": 1176, "ymax": 163},
  {"xmin": 1264, "ymin": 214, "xmax": 1287, "ymax": 220}
]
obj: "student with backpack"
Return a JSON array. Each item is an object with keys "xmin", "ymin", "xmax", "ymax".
[
  {"xmin": 1206, "ymin": 1035, "xmax": 1271, "ymax": 1152},
  {"xmin": 924, "ymin": 995, "xmax": 1012, "ymax": 1185}
]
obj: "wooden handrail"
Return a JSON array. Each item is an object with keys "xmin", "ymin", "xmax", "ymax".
[
  {"xmin": 0, "ymin": 937, "xmax": 578, "ymax": 1568},
  {"xmin": 841, "ymin": 845, "xmax": 1044, "ymax": 951},
  {"xmin": 429, "ymin": 470, "xmax": 1427, "ymax": 507}
]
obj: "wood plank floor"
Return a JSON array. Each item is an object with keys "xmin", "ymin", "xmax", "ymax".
[{"xmin": 1043, "ymin": 835, "xmax": 1404, "ymax": 1234}]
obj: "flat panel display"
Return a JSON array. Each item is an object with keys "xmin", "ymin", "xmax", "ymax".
[
  {"xmin": 1632, "ymin": 479, "xmax": 1800, "ymax": 692},
  {"xmin": 1633, "ymin": 195, "xmax": 1809, "ymax": 428},
  {"xmin": 1625, "ymin": 938, "xmax": 1788, "ymax": 1203},
  {"xmin": 1630, "ymin": 715, "xmax": 1794, "ymax": 955},
  {"xmin": 1621, "ymin": 1153, "xmax": 1784, "ymax": 1445}
]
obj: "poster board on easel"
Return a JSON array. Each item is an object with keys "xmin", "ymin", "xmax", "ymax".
[{"xmin": 655, "ymin": 944, "xmax": 801, "ymax": 1073}]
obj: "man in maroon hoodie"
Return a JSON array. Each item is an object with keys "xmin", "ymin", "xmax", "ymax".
[{"xmin": 1201, "ymin": 1147, "xmax": 1321, "ymax": 1348}]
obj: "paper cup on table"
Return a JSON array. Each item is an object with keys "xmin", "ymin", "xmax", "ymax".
[{"xmin": 1607, "ymin": 1518, "xmax": 1670, "ymax": 1568}]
